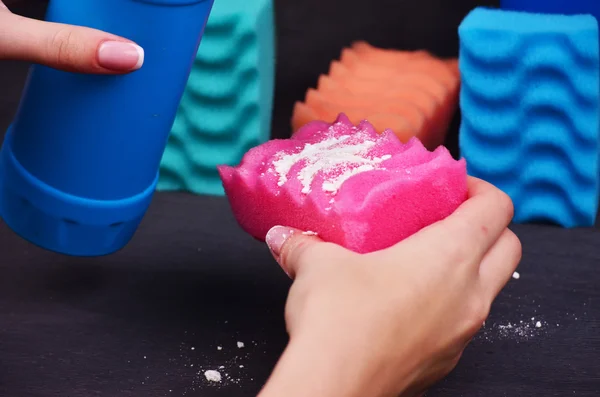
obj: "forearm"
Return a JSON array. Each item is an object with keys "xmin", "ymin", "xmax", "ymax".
[{"xmin": 258, "ymin": 333, "xmax": 411, "ymax": 397}]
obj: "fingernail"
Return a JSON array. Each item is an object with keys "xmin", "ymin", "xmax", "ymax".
[
  {"xmin": 98, "ymin": 41, "xmax": 144, "ymax": 71},
  {"xmin": 266, "ymin": 226, "xmax": 295, "ymax": 259}
]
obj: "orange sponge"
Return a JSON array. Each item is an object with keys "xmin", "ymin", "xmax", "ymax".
[{"xmin": 291, "ymin": 42, "xmax": 460, "ymax": 149}]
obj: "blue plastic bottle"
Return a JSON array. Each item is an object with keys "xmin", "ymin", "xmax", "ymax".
[{"xmin": 0, "ymin": 0, "xmax": 214, "ymax": 256}]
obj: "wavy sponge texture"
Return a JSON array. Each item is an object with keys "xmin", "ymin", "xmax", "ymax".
[
  {"xmin": 157, "ymin": 0, "xmax": 275, "ymax": 196},
  {"xmin": 459, "ymin": 7, "xmax": 600, "ymax": 227},
  {"xmin": 218, "ymin": 113, "xmax": 468, "ymax": 254},
  {"xmin": 292, "ymin": 42, "xmax": 460, "ymax": 150}
]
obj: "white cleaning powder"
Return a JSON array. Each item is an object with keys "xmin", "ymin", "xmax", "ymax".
[
  {"xmin": 271, "ymin": 127, "xmax": 390, "ymax": 195},
  {"xmin": 204, "ymin": 370, "xmax": 222, "ymax": 382}
]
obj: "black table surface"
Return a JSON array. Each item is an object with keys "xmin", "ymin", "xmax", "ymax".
[{"xmin": 1, "ymin": 1, "xmax": 599, "ymax": 396}]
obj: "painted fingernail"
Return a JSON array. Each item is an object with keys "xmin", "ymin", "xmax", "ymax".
[
  {"xmin": 265, "ymin": 226, "xmax": 295, "ymax": 259},
  {"xmin": 98, "ymin": 41, "xmax": 144, "ymax": 71}
]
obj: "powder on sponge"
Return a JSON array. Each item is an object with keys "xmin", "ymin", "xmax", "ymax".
[{"xmin": 272, "ymin": 134, "xmax": 391, "ymax": 195}]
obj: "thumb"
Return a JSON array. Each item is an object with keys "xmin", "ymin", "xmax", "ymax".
[
  {"xmin": 265, "ymin": 226, "xmax": 330, "ymax": 279},
  {"xmin": 0, "ymin": 8, "xmax": 144, "ymax": 74}
]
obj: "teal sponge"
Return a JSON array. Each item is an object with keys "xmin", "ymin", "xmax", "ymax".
[{"xmin": 157, "ymin": 0, "xmax": 275, "ymax": 196}]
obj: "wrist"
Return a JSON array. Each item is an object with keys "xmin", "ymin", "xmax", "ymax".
[{"xmin": 259, "ymin": 330, "xmax": 411, "ymax": 397}]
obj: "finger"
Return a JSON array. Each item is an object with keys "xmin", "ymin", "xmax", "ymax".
[
  {"xmin": 0, "ymin": 12, "xmax": 143, "ymax": 74},
  {"xmin": 478, "ymin": 228, "xmax": 522, "ymax": 302},
  {"xmin": 410, "ymin": 176, "xmax": 514, "ymax": 265},
  {"xmin": 265, "ymin": 226, "xmax": 349, "ymax": 279}
]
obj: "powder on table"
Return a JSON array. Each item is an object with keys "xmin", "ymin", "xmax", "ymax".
[
  {"xmin": 204, "ymin": 370, "xmax": 222, "ymax": 382},
  {"xmin": 237, "ymin": 341, "xmax": 245, "ymax": 348},
  {"xmin": 512, "ymin": 271, "xmax": 520, "ymax": 279},
  {"xmin": 479, "ymin": 318, "xmax": 548, "ymax": 342}
]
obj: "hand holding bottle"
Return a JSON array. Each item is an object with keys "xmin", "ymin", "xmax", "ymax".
[{"xmin": 0, "ymin": 1, "xmax": 143, "ymax": 73}]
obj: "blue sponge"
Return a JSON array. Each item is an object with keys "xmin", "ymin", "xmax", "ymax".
[
  {"xmin": 459, "ymin": 7, "xmax": 600, "ymax": 227},
  {"xmin": 157, "ymin": 0, "xmax": 275, "ymax": 196}
]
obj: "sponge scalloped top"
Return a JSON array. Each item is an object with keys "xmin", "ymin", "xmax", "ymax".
[{"xmin": 218, "ymin": 113, "xmax": 468, "ymax": 253}]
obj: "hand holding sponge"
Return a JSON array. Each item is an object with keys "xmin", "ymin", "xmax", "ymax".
[{"xmin": 219, "ymin": 114, "xmax": 467, "ymax": 253}]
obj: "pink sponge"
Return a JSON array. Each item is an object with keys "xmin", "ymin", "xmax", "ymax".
[{"xmin": 218, "ymin": 113, "xmax": 468, "ymax": 253}]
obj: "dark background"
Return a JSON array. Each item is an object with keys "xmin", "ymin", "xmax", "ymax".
[{"xmin": 0, "ymin": 0, "xmax": 599, "ymax": 396}]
